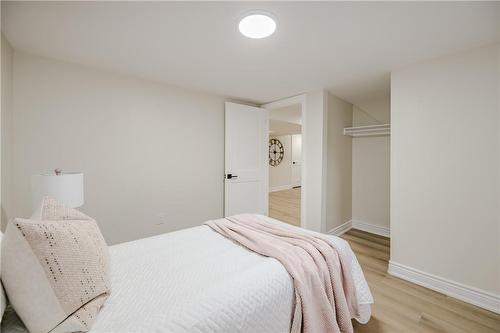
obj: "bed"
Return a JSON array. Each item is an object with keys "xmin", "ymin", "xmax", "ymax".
[{"xmin": 2, "ymin": 217, "xmax": 373, "ymax": 333}]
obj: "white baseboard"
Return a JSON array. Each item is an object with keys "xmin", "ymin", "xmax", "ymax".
[
  {"xmin": 269, "ymin": 185, "xmax": 293, "ymax": 193},
  {"xmin": 328, "ymin": 220, "xmax": 352, "ymax": 236},
  {"xmin": 329, "ymin": 222, "xmax": 499, "ymax": 313},
  {"xmin": 388, "ymin": 261, "xmax": 500, "ymax": 314},
  {"xmin": 351, "ymin": 220, "xmax": 390, "ymax": 238},
  {"xmin": 327, "ymin": 219, "xmax": 390, "ymax": 238}
]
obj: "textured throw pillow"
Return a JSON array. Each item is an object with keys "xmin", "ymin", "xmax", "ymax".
[
  {"xmin": 0, "ymin": 231, "xmax": 6, "ymax": 322},
  {"xmin": 1, "ymin": 197, "xmax": 110, "ymax": 333}
]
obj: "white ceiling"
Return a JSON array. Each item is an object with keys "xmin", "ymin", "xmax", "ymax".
[{"xmin": 2, "ymin": 2, "xmax": 499, "ymax": 105}]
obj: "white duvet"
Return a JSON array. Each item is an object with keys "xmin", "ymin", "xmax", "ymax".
[{"xmin": 2, "ymin": 220, "xmax": 373, "ymax": 333}]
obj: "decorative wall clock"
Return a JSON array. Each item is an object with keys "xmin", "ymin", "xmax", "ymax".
[{"xmin": 269, "ymin": 138, "xmax": 284, "ymax": 166}]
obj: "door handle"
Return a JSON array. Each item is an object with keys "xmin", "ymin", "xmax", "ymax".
[{"xmin": 226, "ymin": 173, "xmax": 238, "ymax": 179}]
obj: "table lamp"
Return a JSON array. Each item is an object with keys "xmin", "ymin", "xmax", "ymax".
[{"xmin": 31, "ymin": 169, "xmax": 84, "ymax": 210}]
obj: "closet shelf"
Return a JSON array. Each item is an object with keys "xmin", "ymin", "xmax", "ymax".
[{"xmin": 343, "ymin": 124, "xmax": 390, "ymax": 137}]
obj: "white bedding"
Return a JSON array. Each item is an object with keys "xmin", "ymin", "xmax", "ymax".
[{"xmin": 2, "ymin": 219, "xmax": 373, "ymax": 333}]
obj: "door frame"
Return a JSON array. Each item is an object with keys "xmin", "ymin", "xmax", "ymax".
[{"xmin": 261, "ymin": 94, "xmax": 306, "ymax": 228}]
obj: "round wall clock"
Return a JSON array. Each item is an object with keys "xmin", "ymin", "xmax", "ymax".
[{"xmin": 269, "ymin": 138, "xmax": 284, "ymax": 166}]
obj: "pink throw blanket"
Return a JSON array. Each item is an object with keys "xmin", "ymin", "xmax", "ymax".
[{"xmin": 205, "ymin": 214, "xmax": 359, "ymax": 333}]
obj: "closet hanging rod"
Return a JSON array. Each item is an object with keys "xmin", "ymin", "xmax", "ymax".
[{"xmin": 343, "ymin": 124, "xmax": 390, "ymax": 137}]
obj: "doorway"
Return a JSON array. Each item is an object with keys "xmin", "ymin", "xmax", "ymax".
[
  {"xmin": 224, "ymin": 95, "xmax": 307, "ymax": 228},
  {"xmin": 267, "ymin": 102, "xmax": 303, "ymax": 226}
]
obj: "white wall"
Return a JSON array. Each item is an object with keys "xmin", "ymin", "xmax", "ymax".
[
  {"xmin": 269, "ymin": 134, "xmax": 302, "ymax": 192},
  {"xmin": 269, "ymin": 135, "xmax": 292, "ymax": 191},
  {"xmin": 352, "ymin": 100, "xmax": 390, "ymax": 230},
  {"xmin": 267, "ymin": 91, "xmax": 353, "ymax": 234},
  {"xmin": 303, "ymin": 90, "xmax": 328, "ymax": 232},
  {"xmin": 391, "ymin": 45, "xmax": 500, "ymax": 297},
  {"xmin": 269, "ymin": 105, "xmax": 302, "ymax": 125},
  {"xmin": 353, "ymin": 99, "xmax": 390, "ymax": 125},
  {"xmin": 1, "ymin": 34, "xmax": 13, "ymax": 229},
  {"xmin": 8, "ymin": 52, "xmax": 225, "ymax": 244},
  {"xmin": 325, "ymin": 92, "xmax": 353, "ymax": 231},
  {"xmin": 269, "ymin": 119, "xmax": 301, "ymax": 136}
]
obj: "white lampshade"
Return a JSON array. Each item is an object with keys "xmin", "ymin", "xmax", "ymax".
[{"xmin": 32, "ymin": 172, "xmax": 84, "ymax": 209}]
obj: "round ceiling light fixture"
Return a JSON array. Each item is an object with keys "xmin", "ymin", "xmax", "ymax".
[{"xmin": 238, "ymin": 11, "xmax": 277, "ymax": 39}]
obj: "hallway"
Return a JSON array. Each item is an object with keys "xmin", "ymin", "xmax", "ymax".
[{"xmin": 268, "ymin": 187, "xmax": 301, "ymax": 226}]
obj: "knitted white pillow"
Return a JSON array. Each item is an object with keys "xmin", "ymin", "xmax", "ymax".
[
  {"xmin": 0, "ymin": 231, "xmax": 6, "ymax": 322},
  {"xmin": 1, "ymin": 197, "xmax": 110, "ymax": 333}
]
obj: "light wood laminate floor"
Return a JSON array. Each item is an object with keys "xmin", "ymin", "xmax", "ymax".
[
  {"xmin": 343, "ymin": 229, "xmax": 500, "ymax": 333},
  {"xmin": 269, "ymin": 188, "xmax": 500, "ymax": 332},
  {"xmin": 269, "ymin": 187, "xmax": 301, "ymax": 226}
]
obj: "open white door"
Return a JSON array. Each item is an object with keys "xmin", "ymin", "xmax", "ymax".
[
  {"xmin": 291, "ymin": 134, "xmax": 302, "ymax": 187},
  {"xmin": 225, "ymin": 102, "xmax": 268, "ymax": 217}
]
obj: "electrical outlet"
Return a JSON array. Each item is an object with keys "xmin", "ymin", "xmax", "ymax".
[{"xmin": 156, "ymin": 213, "xmax": 167, "ymax": 226}]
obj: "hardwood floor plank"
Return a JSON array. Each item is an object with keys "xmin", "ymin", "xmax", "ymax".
[
  {"xmin": 348, "ymin": 229, "xmax": 391, "ymax": 246},
  {"xmin": 269, "ymin": 188, "xmax": 301, "ymax": 226},
  {"xmin": 418, "ymin": 313, "xmax": 469, "ymax": 333},
  {"xmin": 342, "ymin": 233, "xmax": 390, "ymax": 252}
]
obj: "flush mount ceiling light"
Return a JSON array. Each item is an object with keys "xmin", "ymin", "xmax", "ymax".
[{"xmin": 238, "ymin": 11, "xmax": 277, "ymax": 39}]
